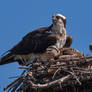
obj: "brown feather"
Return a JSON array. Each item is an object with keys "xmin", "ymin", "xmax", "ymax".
[
  {"xmin": 10, "ymin": 25, "xmax": 57, "ymax": 54},
  {"xmin": 0, "ymin": 25, "xmax": 58, "ymax": 65}
]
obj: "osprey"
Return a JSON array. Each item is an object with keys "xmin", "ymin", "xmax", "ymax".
[{"xmin": 0, "ymin": 14, "xmax": 72, "ymax": 65}]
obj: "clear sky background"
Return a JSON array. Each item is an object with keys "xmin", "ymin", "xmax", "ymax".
[{"xmin": 0, "ymin": 0, "xmax": 92, "ymax": 91}]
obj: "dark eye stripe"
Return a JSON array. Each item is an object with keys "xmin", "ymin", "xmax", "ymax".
[{"xmin": 56, "ymin": 16, "xmax": 60, "ymax": 19}]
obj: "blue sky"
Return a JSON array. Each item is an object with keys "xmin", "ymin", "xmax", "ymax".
[{"xmin": 0, "ymin": 0, "xmax": 92, "ymax": 91}]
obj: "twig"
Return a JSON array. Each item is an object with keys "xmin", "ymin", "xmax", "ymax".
[
  {"xmin": 59, "ymin": 55, "xmax": 92, "ymax": 62},
  {"xmin": 8, "ymin": 76, "xmax": 19, "ymax": 79},
  {"xmin": 70, "ymin": 68, "xmax": 81, "ymax": 85},
  {"xmin": 52, "ymin": 66, "xmax": 62, "ymax": 79},
  {"xmin": 4, "ymin": 76, "xmax": 22, "ymax": 91},
  {"xmin": 19, "ymin": 66, "xmax": 32, "ymax": 70},
  {"xmin": 4, "ymin": 70, "xmax": 26, "ymax": 91},
  {"xmin": 52, "ymin": 66, "xmax": 67, "ymax": 79},
  {"xmin": 11, "ymin": 77, "xmax": 23, "ymax": 92},
  {"xmin": 29, "ymin": 75, "xmax": 71, "ymax": 89}
]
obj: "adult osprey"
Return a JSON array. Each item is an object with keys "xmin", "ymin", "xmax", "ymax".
[{"xmin": 0, "ymin": 14, "xmax": 72, "ymax": 65}]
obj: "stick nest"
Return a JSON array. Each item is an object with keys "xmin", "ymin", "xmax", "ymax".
[{"xmin": 4, "ymin": 48, "xmax": 92, "ymax": 92}]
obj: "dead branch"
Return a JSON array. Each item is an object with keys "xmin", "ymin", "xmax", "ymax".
[{"xmin": 29, "ymin": 75, "xmax": 71, "ymax": 89}]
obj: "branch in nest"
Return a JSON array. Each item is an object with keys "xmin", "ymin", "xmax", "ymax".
[
  {"xmin": 29, "ymin": 75, "xmax": 71, "ymax": 89},
  {"xmin": 4, "ymin": 76, "xmax": 23, "ymax": 91},
  {"xmin": 19, "ymin": 66, "xmax": 32, "ymax": 70},
  {"xmin": 4, "ymin": 70, "xmax": 26, "ymax": 91},
  {"xmin": 56, "ymin": 55, "xmax": 92, "ymax": 67}
]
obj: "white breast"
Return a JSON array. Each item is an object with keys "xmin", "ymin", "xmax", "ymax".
[
  {"xmin": 56, "ymin": 28, "xmax": 66, "ymax": 48},
  {"xmin": 51, "ymin": 24, "xmax": 66, "ymax": 49}
]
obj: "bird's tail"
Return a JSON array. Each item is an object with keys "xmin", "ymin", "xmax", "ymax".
[{"xmin": 0, "ymin": 53, "xmax": 16, "ymax": 65}]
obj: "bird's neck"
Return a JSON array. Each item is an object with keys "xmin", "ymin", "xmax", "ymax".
[{"xmin": 52, "ymin": 23, "xmax": 65, "ymax": 34}]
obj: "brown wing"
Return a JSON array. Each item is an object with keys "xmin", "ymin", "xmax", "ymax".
[
  {"xmin": 23, "ymin": 25, "xmax": 53, "ymax": 40},
  {"xmin": 0, "ymin": 25, "xmax": 57, "ymax": 65},
  {"xmin": 10, "ymin": 25, "xmax": 57, "ymax": 54}
]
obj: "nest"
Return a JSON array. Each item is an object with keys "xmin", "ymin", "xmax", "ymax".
[{"xmin": 3, "ymin": 48, "xmax": 92, "ymax": 92}]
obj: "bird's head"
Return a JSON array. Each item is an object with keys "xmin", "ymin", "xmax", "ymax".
[{"xmin": 52, "ymin": 14, "xmax": 66, "ymax": 27}]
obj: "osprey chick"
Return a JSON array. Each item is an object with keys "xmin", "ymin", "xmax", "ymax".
[{"xmin": 89, "ymin": 43, "xmax": 92, "ymax": 52}]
